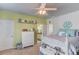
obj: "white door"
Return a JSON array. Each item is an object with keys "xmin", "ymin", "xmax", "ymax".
[
  {"xmin": 0, "ymin": 20, "xmax": 14, "ymax": 51},
  {"xmin": 47, "ymin": 24, "xmax": 53, "ymax": 35}
]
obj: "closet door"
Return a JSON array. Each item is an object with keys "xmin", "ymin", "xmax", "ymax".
[
  {"xmin": 0, "ymin": 20, "xmax": 14, "ymax": 51},
  {"xmin": 5, "ymin": 20, "xmax": 14, "ymax": 49},
  {"xmin": 0, "ymin": 20, "xmax": 6, "ymax": 50}
]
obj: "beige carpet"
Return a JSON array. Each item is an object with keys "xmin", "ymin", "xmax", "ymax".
[{"xmin": 0, "ymin": 43, "xmax": 40, "ymax": 55}]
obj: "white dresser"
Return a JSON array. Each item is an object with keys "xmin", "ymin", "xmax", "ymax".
[{"xmin": 22, "ymin": 31, "xmax": 34, "ymax": 48}]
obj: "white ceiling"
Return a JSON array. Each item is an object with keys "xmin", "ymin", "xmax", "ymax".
[{"xmin": 0, "ymin": 3, "xmax": 79, "ymax": 18}]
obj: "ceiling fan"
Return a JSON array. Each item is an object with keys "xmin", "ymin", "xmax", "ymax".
[{"xmin": 35, "ymin": 3, "xmax": 57, "ymax": 15}]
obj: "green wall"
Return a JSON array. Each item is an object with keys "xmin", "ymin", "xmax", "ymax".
[{"xmin": 0, "ymin": 10, "xmax": 47, "ymax": 47}]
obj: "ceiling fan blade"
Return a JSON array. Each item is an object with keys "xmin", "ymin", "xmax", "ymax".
[
  {"xmin": 45, "ymin": 8, "xmax": 57, "ymax": 10},
  {"xmin": 40, "ymin": 3, "xmax": 46, "ymax": 8},
  {"xmin": 35, "ymin": 8, "xmax": 57, "ymax": 10}
]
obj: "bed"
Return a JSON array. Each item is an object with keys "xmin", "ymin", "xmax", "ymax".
[{"xmin": 40, "ymin": 34, "xmax": 79, "ymax": 55}]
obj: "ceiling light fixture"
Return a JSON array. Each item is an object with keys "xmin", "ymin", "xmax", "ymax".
[
  {"xmin": 38, "ymin": 10, "xmax": 47, "ymax": 15},
  {"xmin": 35, "ymin": 3, "xmax": 57, "ymax": 16}
]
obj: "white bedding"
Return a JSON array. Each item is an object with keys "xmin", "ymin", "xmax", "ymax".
[
  {"xmin": 41, "ymin": 36, "xmax": 66, "ymax": 52},
  {"xmin": 41, "ymin": 36, "xmax": 67, "ymax": 55},
  {"xmin": 40, "ymin": 35, "xmax": 79, "ymax": 55}
]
